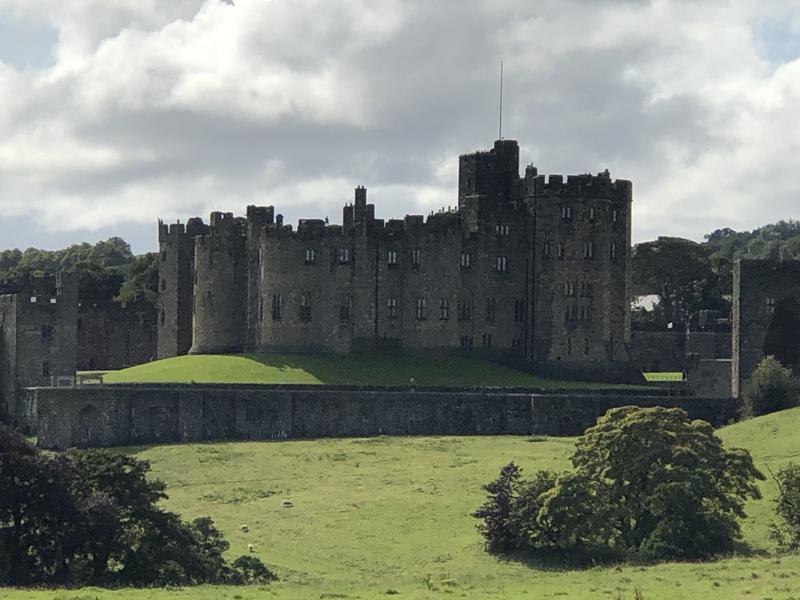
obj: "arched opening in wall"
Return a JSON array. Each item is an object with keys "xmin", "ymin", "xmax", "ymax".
[
  {"xmin": 73, "ymin": 404, "xmax": 100, "ymax": 448},
  {"xmin": 764, "ymin": 296, "xmax": 800, "ymax": 371}
]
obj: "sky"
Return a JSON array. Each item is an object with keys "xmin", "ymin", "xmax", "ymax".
[{"xmin": 0, "ymin": 0, "xmax": 799, "ymax": 254}]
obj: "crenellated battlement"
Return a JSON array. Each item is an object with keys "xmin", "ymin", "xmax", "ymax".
[{"xmin": 528, "ymin": 170, "xmax": 632, "ymax": 200}]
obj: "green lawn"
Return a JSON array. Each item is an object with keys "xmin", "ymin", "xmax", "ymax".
[
  {"xmin": 643, "ymin": 372, "xmax": 685, "ymax": 382},
  {"xmin": 103, "ymin": 353, "xmax": 637, "ymax": 389},
  {"xmin": 6, "ymin": 410, "xmax": 800, "ymax": 599}
]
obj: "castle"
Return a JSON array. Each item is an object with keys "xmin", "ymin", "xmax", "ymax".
[{"xmin": 157, "ymin": 139, "xmax": 633, "ymax": 376}]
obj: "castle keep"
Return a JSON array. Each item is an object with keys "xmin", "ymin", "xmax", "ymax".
[{"xmin": 158, "ymin": 139, "xmax": 632, "ymax": 375}]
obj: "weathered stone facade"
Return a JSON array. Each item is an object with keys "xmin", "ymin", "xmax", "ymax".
[
  {"xmin": 732, "ymin": 259, "xmax": 800, "ymax": 397},
  {"xmin": 0, "ymin": 274, "xmax": 77, "ymax": 422},
  {"xmin": 29, "ymin": 384, "xmax": 739, "ymax": 449},
  {"xmin": 77, "ymin": 300, "xmax": 157, "ymax": 371},
  {"xmin": 158, "ymin": 139, "xmax": 633, "ymax": 376}
]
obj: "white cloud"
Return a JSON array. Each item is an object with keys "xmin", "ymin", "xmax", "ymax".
[{"xmin": 0, "ymin": 0, "xmax": 799, "ymax": 252}]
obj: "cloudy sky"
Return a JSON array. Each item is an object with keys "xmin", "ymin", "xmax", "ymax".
[{"xmin": 0, "ymin": 0, "xmax": 799, "ymax": 254}]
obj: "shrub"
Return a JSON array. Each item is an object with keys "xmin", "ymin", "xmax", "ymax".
[
  {"xmin": 474, "ymin": 407, "xmax": 765, "ymax": 563},
  {"xmin": 770, "ymin": 463, "xmax": 800, "ymax": 550},
  {"xmin": 742, "ymin": 356, "xmax": 800, "ymax": 418}
]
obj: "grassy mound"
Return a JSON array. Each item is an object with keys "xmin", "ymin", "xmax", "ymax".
[
  {"xmin": 102, "ymin": 353, "xmax": 631, "ymax": 389},
  {"xmin": 9, "ymin": 408, "xmax": 800, "ymax": 598}
]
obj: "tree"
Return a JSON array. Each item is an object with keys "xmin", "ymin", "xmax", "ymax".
[
  {"xmin": 631, "ymin": 237, "xmax": 721, "ymax": 327},
  {"xmin": 771, "ymin": 463, "xmax": 800, "ymax": 550},
  {"xmin": 742, "ymin": 356, "xmax": 800, "ymax": 418},
  {"xmin": 471, "ymin": 462, "xmax": 524, "ymax": 552},
  {"xmin": 0, "ymin": 426, "xmax": 277, "ymax": 587},
  {"xmin": 474, "ymin": 407, "xmax": 765, "ymax": 563}
]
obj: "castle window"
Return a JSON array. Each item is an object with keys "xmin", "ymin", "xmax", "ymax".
[
  {"xmin": 299, "ymin": 294, "xmax": 312, "ymax": 322},
  {"xmin": 339, "ymin": 304, "xmax": 351, "ymax": 321},
  {"xmin": 583, "ymin": 240, "xmax": 594, "ymax": 260},
  {"xmin": 42, "ymin": 361, "xmax": 50, "ymax": 378},
  {"xmin": 481, "ymin": 333, "xmax": 492, "ymax": 348},
  {"xmin": 439, "ymin": 298, "xmax": 450, "ymax": 321},
  {"xmin": 460, "ymin": 252, "xmax": 471, "ymax": 269},
  {"xmin": 458, "ymin": 299, "xmax": 471, "ymax": 321},
  {"xmin": 387, "ymin": 250, "xmax": 398, "ymax": 268},
  {"xmin": 564, "ymin": 281, "xmax": 575, "ymax": 297},
  {"xmin": 557, "ymin": 244, "xmax": 566, "ymax": 260},
  {"xmin": 41, "ymin": 325, "xmax": 53, "ymax": 340},
  {"xmin": 567, "ymin": 337, "xmax": 572, "ymax": 356},
  {"xmin": 305, "ymin": 248, "xmax": 317, "ymax": 265},
  {"xmin": 415, "ymin": 297, "xmax": 427, "ymax": 320},
  {"xmin": 411, "ymin": 248, "xmax": 421, "ymax": 267},
  {"xmin": 543, "ymin": 240, "xmax": 551, "ymax": 258},
  {"xmin": 486, "ymin": 298, "xmax": 496, "ymax": 323},
  {"xmin": 30, "ymin": 296, "xmax": 37, "ymax": 304},
  {"xmin": 337, "ymin": 248, "xmax": 351, "ymax": 264},
  {"xmin": 580, "ymin": 306, "xmax": 585, "ymax": 320},
  {"xmin": 495, "ymin": 255, "xmax": 508, "ymax": 272},
  {"xmin": 612, "ymin": 209, "xmax": 619, "ymax": 223},
  {"xmin": 585, "ymin": 338, "xmax": 590, "ymax": 355},
  {"xmin": 495, "ymin": 224, "xmax": 510, "ymax": 236},
  {"xmin": 387, "ymin": 298, "xmax": 398, "ymax": 319},
  {"xmin": 571, "ymin": 305, "xmax": 578, "ymax": 320},
  {"xmin": 514, "ymin": 300, "xmax": 527, "ymax": 323},
  {"xmin": 610, "ymin": 242, "xmax": 617, "ymax": 260},
  {"xmin": 460, "ymin": 335, "xmax": 473, "ymax": 350},
  {"xmin": 589, "ymin": 207, "xmax": 596, "ymax": 223},
  {"xmin": 561, "ymin": 206, "xmax": 573, "ymax": 222},
  {"xmin": 766, "ymin": 297, "xmax": 776, "ymax": 315},
  {"xmin": 271, "ymin": 293, "xmax": 282, "ymax": 321}
]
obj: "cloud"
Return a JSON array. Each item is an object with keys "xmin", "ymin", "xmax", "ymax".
[{"xmin": 0, "ymin": 0, "xmax": 798, "ymax": 252}]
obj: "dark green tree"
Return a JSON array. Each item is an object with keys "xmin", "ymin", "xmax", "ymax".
[
  {"xmin": 770, "ymin": 463, "xmax": 800, "ymax": 550},
  {"xmin": 742, "ymin": 356, "xmax": 800, "ymax": 418}
]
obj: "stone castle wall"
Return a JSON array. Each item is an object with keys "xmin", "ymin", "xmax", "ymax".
[
  {"xmin": 732, "ymin": 259, "xmax": 800, "ymax": 397},
  {"xmin": 30, "ymin": 384, "xmax": 739, "ymax": 450},
  {"xmin": 156, "ymin": 139, "xmax": 634, "ymax": 378},
  {"xmin": 77, "ymin": 301, "xmax": 157, "ymax": 370}
]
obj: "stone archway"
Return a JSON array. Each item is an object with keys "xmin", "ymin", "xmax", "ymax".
[{"xmin": 764, "ymin": 296, "xmax": 800, "ymax": 370}]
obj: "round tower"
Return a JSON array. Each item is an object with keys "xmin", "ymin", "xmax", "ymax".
[{"xmin": 189, "ymin": 212, "xmax": 247, "ymax": 354}]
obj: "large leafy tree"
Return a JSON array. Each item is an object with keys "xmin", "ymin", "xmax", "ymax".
[
  {"xmin": 475, "ymin": 407, "xmax": 765, "ymax": 563},
  {"xmin": 0, "ymin": 426, "xmax": 276, "ymax": 587}
]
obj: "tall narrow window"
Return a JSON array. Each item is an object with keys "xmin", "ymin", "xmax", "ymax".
[
  {"xmin": 583, "ymin": 241, "xmax": 594, "ymax": 260},
  {"xmin": 610, "ymin": 242, "xmax": 617, "ymax": 260},
  {"xmin": 557, "ymin": 244, "xmax": 566, "ymax": 260},
  {"xmin": 561, "ymin": 206, "xmax": 573, "ymax": 221},
  {"xmin": 300, "ymin": 294, "xmax": 311, "ymax": 322},
  {"xmin": 42, "ymin": 361, "xmax": 50, "ymax": 377},
  {"xmin": 439, "ymin": 298, "xmax": 450, "ymax": 321},
  {"xmin": 612, "ymin": 209, "xmax": 619, "ymax": 223},
  {"xmin": 495, "ymin": 224, "xmax": 510, "ymax": 236},
  {"xmin": 496, "ymin": 255, "xmax": 508, "ymax": 272},
  {"xmin": 766, "ymin": 297, "xmax": 776, "ymax": 315},
  {"xmin": 387, "ymin": 250, "xmax": 398, "ymax": 268},
  {"xmin": 514, "ymin": 300, "xmax": 527, "ymax": 323},
  {"xmin": 305, "ymin": 248, "xmax": 317, "ymax": 265},
  {"xmin": 411, "ymin": 248, "xmax": 421, "ymax": 267},
  {"xmin": 486, "ymin": 298, "xmax": 496, "ymax": 323},
  {"xmin": 271, "ymin": 293, "xmax": 282, "ymax": 321},
  {"xmin": 460, "ymin": 252, "xmax": 471, "ymax": 269},
  {"xmin": 543, "ymin": 238, "xmax": 551, "ymax": 258},
  {"xmin": 589, "ymin": 207, "xmax": 596, "ymax": 222},
  {"xmin": 387, "ymin": 298, "xmax": 398, "ymax": 319},
  {"xmin": 337, "ymin": 248, "xmax": 351, "ymax": 264},
  {"xmin": 458, "ymin": 299, "xmax": 471, "ymax": 321},
  {"xmin": 415, "ymin": 297, "xmax": 426, "ymax": 320}
]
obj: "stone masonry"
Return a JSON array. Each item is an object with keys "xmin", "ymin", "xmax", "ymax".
[
  {"xmin": 158, "ymin": 139, "xmax": 634, "ymax": 378},
  {"xmin": 0, "ymin": 274, "xmax": 77, "ymax": 423}
]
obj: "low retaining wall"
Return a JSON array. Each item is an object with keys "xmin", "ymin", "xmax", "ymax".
[{"xmin": 27, "ymin": 385, "xmax": 741, "ymax": 449}]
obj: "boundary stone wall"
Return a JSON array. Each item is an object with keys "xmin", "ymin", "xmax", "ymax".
[{"xmin": 29, "ymin": 384, "xmax": 740, "ymax": 449}]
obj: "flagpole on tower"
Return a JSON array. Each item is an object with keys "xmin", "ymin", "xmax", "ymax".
[{"xmin": 498, "ymin": 60, "xmax": 504, "ymax": 141}]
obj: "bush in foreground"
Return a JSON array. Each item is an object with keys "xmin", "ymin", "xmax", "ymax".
[
  {"xmin": 742, "ymin": 356, "xmax": 800, "ymax": 418},
  {"xmin": 771, "ymin": 463, "xmax": 800, "ymax": 551},
  {"xmin": 474, "ymin": 406, "xmax": 765, "ymax": 563},
  {"xmin": 0, "ymin": 425, "xmax": 276, "ymax": 587}
]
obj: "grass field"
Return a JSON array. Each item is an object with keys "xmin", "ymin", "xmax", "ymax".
[
  {"xmin": 643, "ymin": 372, "xmax": 685, "ymax": 382},
  {"xmin": 102, "ymin": 353, "xmax": 638, "ymax": 389},
  {"xmin": 7, "ymin": 409, "xmax": 800, "ymax": 599}
]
